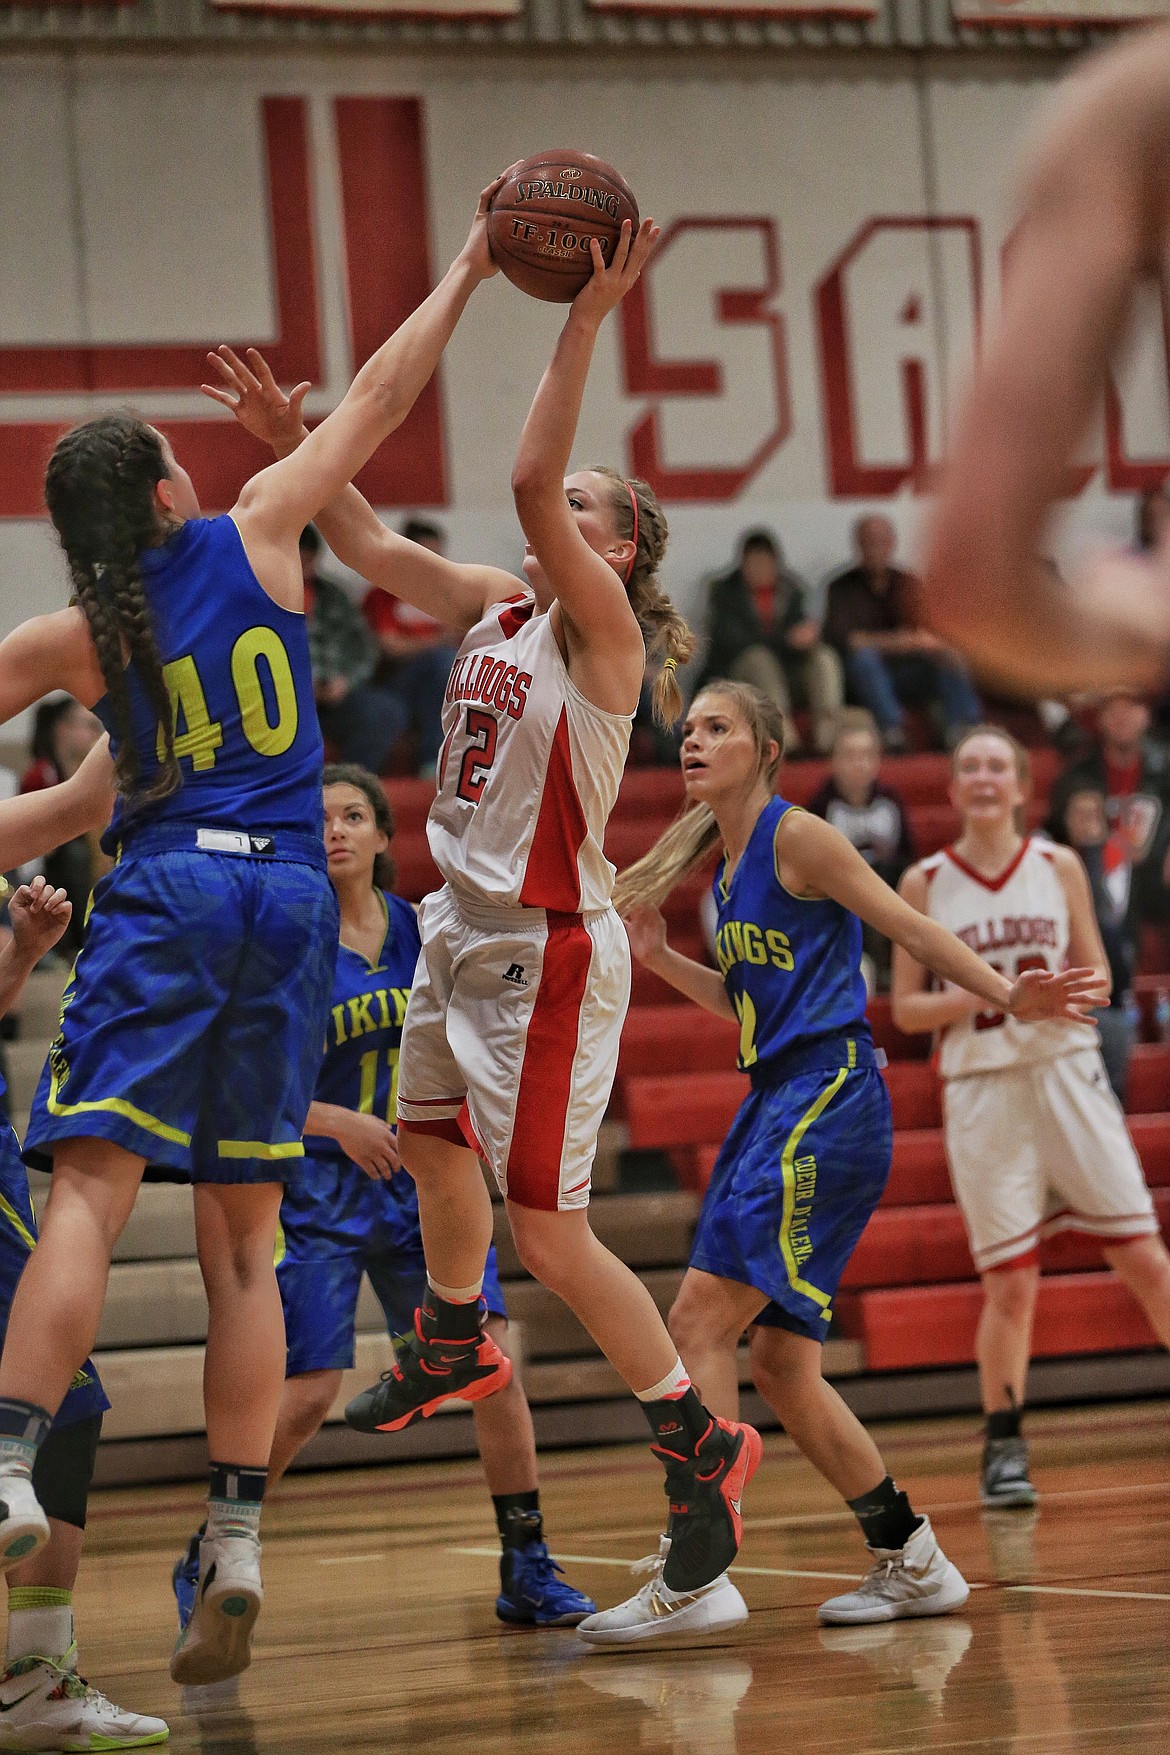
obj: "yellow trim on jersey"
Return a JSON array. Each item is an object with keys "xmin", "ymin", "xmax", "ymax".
[
  {"xmin": 46, "ymin": 1068, "xmax": 191, "ymax": 1147},
  {"xmin": 273, "ymin": 1219, "xmax": 286, "ymax": 1269},
  {"xmin": 772, "ymin": 806, "xmax": 826, "ymax": 903},
  {"xmin": 0, "ymin": 1193, "xmax": 35, "ymax": 1254},
  {"xmin": 217, "ymin": 1140, "xmax": 305, "ymax": 1161},
  {"xmin": 778, "ymin": 1062, "xmax": 850, "ymax": 1321}
]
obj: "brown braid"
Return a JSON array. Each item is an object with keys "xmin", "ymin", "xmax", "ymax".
[
  {"xmin": 44, "ymin": 415, "xmax": 180, "ymax": 809},
  {"xmin": 591, "ymin": 466, "xmax": 696, "ymax": 728}
]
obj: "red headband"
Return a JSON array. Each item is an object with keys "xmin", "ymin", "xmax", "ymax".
[{"xmin": 625, "ymin": 481, "xmax": 639, "ymax": 585}]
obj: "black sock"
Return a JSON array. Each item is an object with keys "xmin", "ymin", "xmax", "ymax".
[
  {"xmin": 847, "ymin": 1476, "xmax": 922, "ymax": 1552},
  {"xmin": 493, "ymin": 1491, "xmax": 542, "ymax": 1550},
  {"xmin": 642, "ymin": 1387, "xmax": 711, "ymax": 1456},
  {"xmin": 421, "ymin": 1289, "xmax": 483, "ymax": 1343},
  {"xmin": 986, "ymin": 1406, "xmax": 1022, "ymax": 1443}
]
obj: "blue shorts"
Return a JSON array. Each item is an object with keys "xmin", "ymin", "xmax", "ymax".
[
  {"xmin": 24, "ymin": 829, "xmax": 338, "ymax": 1184},
  {"xmin": 0, "ymin": 1121, "xmax": 107, "ymax": 1428},
  {"xmin": 277, "ymin": 1161, "xmax": 506, "ymax": 1375},
  {"xmin": 690, "ymin": 1063, "xmax": 892, "ymax": 1343}
]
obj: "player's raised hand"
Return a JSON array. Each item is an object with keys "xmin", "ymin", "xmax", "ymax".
[
  {"xmin": 1007, "ymin": 964, "xmax": 1110, "ymax": 1024},
  {"xmin": 460, "ymin": 168, "xmax": 518, "ymax": 283},
  {"xmin": 8, "ymin": 876, "xmax": 71, "ymax": 965},
  {"xmin": 571, "ymin": 218, "xmax": 660, "ymax": 328},
  {"xmin": 336, "ymin": 1111, "xmax": 401, "ymax": 1181},
  {"xmin": 623, "ymin": 904, "xmax": 668, "ymax": 969},
  {"xmin": 201, "ymin": 346, "xmax": 311, "ymax": 459}
]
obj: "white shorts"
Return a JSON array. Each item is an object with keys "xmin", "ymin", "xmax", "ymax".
[
  {"xmin": 396, "ymin": 885, "xmax": 631, "ymax": 1212},
  {"xmin": 943, "ymin": 1047, "xmax": 1158, "ymax": 1273}
]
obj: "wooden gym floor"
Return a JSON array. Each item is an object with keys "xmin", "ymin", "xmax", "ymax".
[{"xmin": 73, "ymin": 1401, "xmax": 1170, "ymax": 1754}]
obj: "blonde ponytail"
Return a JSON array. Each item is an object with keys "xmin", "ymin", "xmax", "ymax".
[
  {"xmin": 613, "ymin": 803, "xmax": 722, "ymax": 914},
  {"xmin": 592, "ymin": 465, "xmax": 696, "ymax": 728}
]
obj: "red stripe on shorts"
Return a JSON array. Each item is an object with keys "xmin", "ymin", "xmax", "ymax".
[
  {"xmin": 518, "ymin": 707, "xmax": 587, "ymax": 912},
  {"xmin": 506, "ymin": 911, "xmax": 593, "ymax": 1210}
]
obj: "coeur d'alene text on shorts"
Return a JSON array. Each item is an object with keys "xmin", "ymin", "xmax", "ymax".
[
  {"xmin": 689, "ymin": 796, "xmax": 894, "ymax": 1341},
  {"xmin": 23, "ymin": 515, "xmax": 338, "ymax": 1185}
]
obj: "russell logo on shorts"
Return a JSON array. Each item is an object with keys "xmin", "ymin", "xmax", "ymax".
[{"xmin": 502, "ymin": 964, "xmax": 529, "ymax": 988}]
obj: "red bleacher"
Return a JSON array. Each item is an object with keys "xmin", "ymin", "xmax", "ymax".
[{"xmin": 386, "ymin": 745, "xmax": 1170, "ymax": 1378}]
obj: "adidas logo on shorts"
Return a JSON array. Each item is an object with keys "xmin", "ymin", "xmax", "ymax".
[{"xmin": 502, "ymin": 963, "xmax": 529, "ymax": 988}]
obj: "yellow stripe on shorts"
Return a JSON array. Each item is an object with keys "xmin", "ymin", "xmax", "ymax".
[{"xmin": 778, "ymin": 1064, "xmax": 850, "ymax": 1322}]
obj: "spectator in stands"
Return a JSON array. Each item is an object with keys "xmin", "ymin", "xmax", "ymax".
[
  {"xmin": 19, "ymin": 698, "xmax": 104, "ymax": 955},
  {"xmin": 362, "ymin": 518, "xmax": 459, "ymax": 776},
  {"xmin": 301, "ymin": 525, "xmax": 408, "ymax": 773},
  {"xmin": 808, "ymin": 709, "xmax": 914, "ymax": 989},
  {"xmin": 1053, "ymin": 785, "xmax": 1138, "ymax": 1101},
  {"xmin": 701, "ymin": 529, "xmax": 843, "ymax": 756},
  {"xmin": 1046, "ymin": 690, "xmax": 1170, "ymax": 929},
  {"xmin": 824, "ymin": 515, "xmax": 982, "ymax": 753}
]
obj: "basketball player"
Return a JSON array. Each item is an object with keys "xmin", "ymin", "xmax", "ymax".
[
  {"xmin": 172, "ymin": 766, "xmax": 594, "ymax": 1634},
  {"xmin": 922, "ymin": 25, "xmax": 1170, "ymax": 695},
  {"xmin": 205, "ymin": 223, "xmax": 763, "ymax": 1631},
  {"xmin": 598, "ymin": 683, "xmax": 1101, "ymax": 1640},
  {"xmin": 894, "ymin": 726, "xmax": 1170, "ymax": 1506},
  {"xmin": 0, "ymin": 180, "xmax": 505, "ymax": 1687}
]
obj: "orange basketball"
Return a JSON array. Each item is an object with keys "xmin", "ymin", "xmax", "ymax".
[{"xmin": 487, "ymin": 150, "xmax": 640, "ymax": 303}]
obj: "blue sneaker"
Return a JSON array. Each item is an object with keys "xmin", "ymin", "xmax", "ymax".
[
  {"xmin": 496, "ymin": 1540, "xmax": 596, "ymax": 1627},
  {"xmin": 172, "ymin": 1530, "xmax": 200, "ymax": 1633}
]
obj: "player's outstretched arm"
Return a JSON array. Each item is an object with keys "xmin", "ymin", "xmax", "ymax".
[
  {"xmin": 776, "ymin": 810, "xmax": 1108, "ymax": 1023},
  {"xmin": 229, "ymin": 176, "xmax": 505, "ymax": 555},
  {"xmin": 622, "ymin": 904, "xmax": 735, "ymax": 1018},
  {"xmin": 511, "ymin": 221, "xmax": 658, "ymax": 692},
  {"xmin": 203, "ymin": 346, "xmax": 515, "ymax": 638},
  {"xmin": 0, "ymin": 611, "xmax": 105, "ymax": 726},
  {"xmin": 0, "ymin": 737, "xmax": 114, "ymax": 873},
  {"xmin": 922, "ymin": 25, "xmax": 1170, "ymax": 695}
]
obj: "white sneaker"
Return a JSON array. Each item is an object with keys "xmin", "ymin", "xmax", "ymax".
[
  {"xmin": 576, "ymin": 1538, "xmax": 748, "ymax": 1648},
  {"xmin": 0, "ymin": 1475, "xmax": 49, "ymax": 1574},
  {"xmin": 0, "ymin": 1647, "xmax": 169, "ymax": 1750},
  {"xmin": 169, "ymin": 1533, "xmax": 262, "ymax": 1686},
  {"xmin": 817, "ymin": 1517, "xmax": 969, "ymax": 1625}
]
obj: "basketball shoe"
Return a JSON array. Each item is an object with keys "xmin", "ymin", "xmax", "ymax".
[
  {"xmin": 496, "ymin": 1538, "xmax": 596, "ymax": 1626},
  {"xmin": 344, "ymin": 1303, "xmax": 511, "ymax": 1434},
  {"xmin": 817, "ymin": 1517, "xmax": 969, "ymax": 1624},
  {"xmin": 656, "ymin": 1417, "xmax": 762, "ymax": 1592},
  {"xmin": 169, "ymin": 1532, "xmax": 262, "ymax": 1686},
  {"xmin": 0, "ymin": 1644, "xmax": 168, "ymax": 1750},
  {"xmin": 980, "ymin": 1436, "xmax": 1038, "ymax": 1509},
  {"xmin": 576, "ymin": 1538, "xmax": 748, "ymax": 1647},
  {"xmin": 0, "ymin": 1475, "xmax": 49, "ymax": 1573}
]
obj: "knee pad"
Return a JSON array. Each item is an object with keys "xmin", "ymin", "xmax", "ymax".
[{"xmin": 32, "ymin": 1414, "xmax": 102, "ymax": 1530}]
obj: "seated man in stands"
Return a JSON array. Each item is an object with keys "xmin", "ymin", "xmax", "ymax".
[
  {"xmin": 808, "ymin": 710, "xmax": 914, "ymax": 989},
  {"xmin": 1051, "ymin": 784, "xmax": 1138, "ymax": 1102},
  {"xmin": 824, "ymin": 515, "xmax": 981, "ymax": 754},
  {"xmin": 701, "ymin": 529, "xmax": 843, "ymax": 757},
  {"xmin": 362, "ymin": 518, "xmax": 460, "ymax": 778}
]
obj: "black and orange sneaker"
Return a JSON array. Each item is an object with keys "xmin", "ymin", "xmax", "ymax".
[
  {"xmin": 656, "ymin": 1417, "xmax": 763, "ymax": 1592},
  {"xmin": 344, "ymin": 1307, "xmax": 512, "ymax": 1433}
]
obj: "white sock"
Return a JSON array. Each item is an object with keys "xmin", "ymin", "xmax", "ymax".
[
  {"xmin": 427, "ymin": 1273, "xmax": 484, "ymax": 1304},
  {"xmin": 635, "ymin": 1359, "xmax": 692, "ymax": 1403},
  {"xmin": 6, "ymin": 1595, "xmax": 73, "ymax": 1665}
]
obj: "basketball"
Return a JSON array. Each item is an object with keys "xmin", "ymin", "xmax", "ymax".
[{"xmin": 487, "ymin": 150, "xmax": 640, "ymax": 303}]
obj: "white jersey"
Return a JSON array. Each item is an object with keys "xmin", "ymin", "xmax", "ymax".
[
  {"xmin": 427, "ymin": 592, "xmax": 633, "ymax": 913},
  {"xmin": 923, "ymin": 837, "xmax": 1095, "ymax": 1080}
]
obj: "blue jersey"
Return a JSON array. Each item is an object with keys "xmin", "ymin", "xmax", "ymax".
[
  {"xmin": 95, "ymin": 515, "xmax": 323, "ymax": 848},
  {"xmin": 714, "ymin": 796, "xmax": 869, "ymax": 1082},
  {"xmin": 305, "ymin": 891, "xmax": 419, "ymax": 1168}
]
